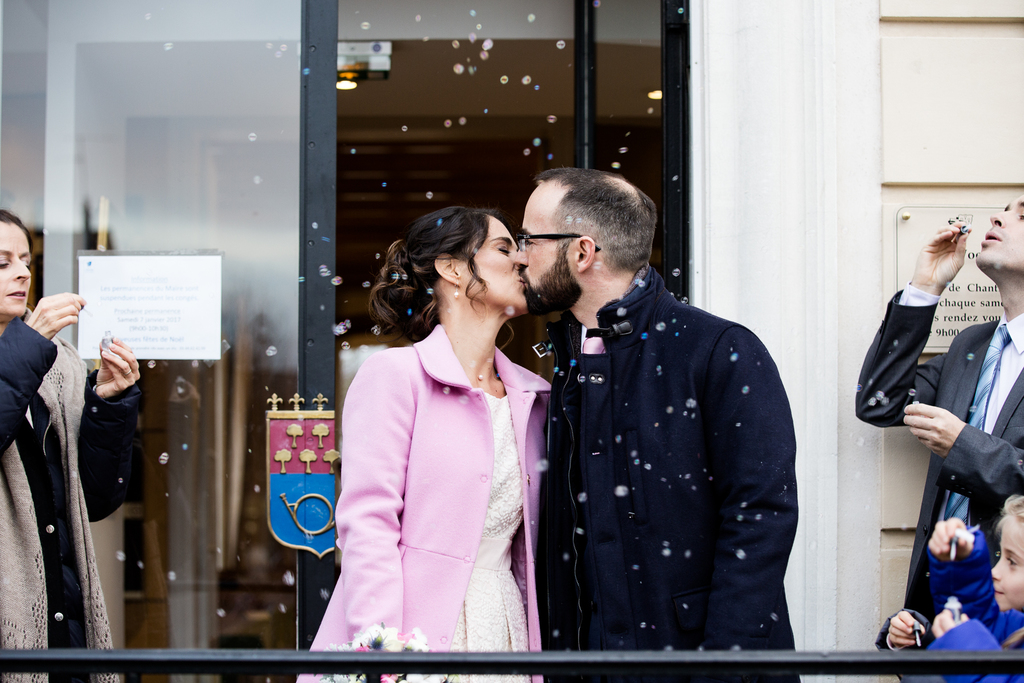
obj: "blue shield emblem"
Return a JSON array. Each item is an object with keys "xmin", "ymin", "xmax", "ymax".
[{"xmin": 266, "ymin": 393, "xmax": 338, "ymax": 558}]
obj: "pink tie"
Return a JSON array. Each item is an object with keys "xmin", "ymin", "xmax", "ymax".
[{"xmin": 582, "ymin": 336, "xmax": 606, "ymax": 355}]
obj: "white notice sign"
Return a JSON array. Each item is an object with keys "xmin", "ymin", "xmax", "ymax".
[{"xmin": 77, "ymin": 252, "xmax": 223, "ymax": 360}]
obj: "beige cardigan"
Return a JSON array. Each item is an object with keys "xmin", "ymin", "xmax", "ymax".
[{"xmin": 0, "ymin": 337, "xmax": 115, "ymax": 683}]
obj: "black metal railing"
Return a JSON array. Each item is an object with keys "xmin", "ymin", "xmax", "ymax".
[{"xmin": 3, "ymin": 649, "xmax": 1024, "ymax": 680}]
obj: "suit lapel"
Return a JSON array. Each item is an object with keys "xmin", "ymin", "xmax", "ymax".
[{"xmin": 948, "ymin": 324, "xmax": 997, "ymax": 422}]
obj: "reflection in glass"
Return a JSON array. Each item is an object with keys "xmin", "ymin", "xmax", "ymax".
[
  {"xmin": 335, "ymin": 0, "xmax": 575, "ymax": 383},
  {"xmin": 595, "ymin": 0, "xmax": 663, "ymax": 264},
  {"xmin": 1, "ymin": 0, "xmax": 302, "ymax": 667}
]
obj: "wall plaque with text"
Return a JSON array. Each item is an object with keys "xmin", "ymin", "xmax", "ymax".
[{"xmin": 890, "ymin": 205, "xmax": 1002, "ymax": 353}]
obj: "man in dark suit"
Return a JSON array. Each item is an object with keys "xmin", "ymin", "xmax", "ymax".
[
  {"xmin": 857, "ymin": 194, "xmax": 1024, "ymax": 648},
  {"xmin": 514, "ymin": 168, "xmax": 799, "ymax": 683}
]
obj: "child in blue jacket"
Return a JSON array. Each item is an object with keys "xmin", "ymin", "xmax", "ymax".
[{"xmin": 926, "ymin": 495, "xmax": 1024, "ymax": 683}]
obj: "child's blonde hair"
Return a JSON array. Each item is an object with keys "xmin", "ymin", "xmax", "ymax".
[{"xmin": 997, "ymin": 496, "xmax": 1024, "ymax": 649}]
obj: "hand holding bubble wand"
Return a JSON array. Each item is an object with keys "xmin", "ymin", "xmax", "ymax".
[{"xmin": 949, "ymin": 214, "xmax": 973, "ymax": 242}]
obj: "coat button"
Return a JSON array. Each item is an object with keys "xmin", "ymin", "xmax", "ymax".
[
  {"xmin": 464, "ymin": 556, "xmax": 472, "ymax": 563},
  {"xmin": 440, "ymin": 636, "xmax": 448, "ymax": 644},
  {"xmin": 45, "ymin": 525, "xmax": 54, "ymax": 534},
  {"xmin": 480, "ymin": 474, "xmax": 488, "ymax": 483},
  {"xmin": 54, "ymin": 612, "xmax": 64, "ymax": 622}
]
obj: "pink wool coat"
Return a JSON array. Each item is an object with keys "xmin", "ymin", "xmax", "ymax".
[{"xmin": 308, "ymin": 324, "xmax": 550, "ymax": 670}]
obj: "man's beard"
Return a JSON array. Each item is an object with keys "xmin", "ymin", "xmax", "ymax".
[{"xmin": 521, "ymin": 251, "xmax": 582, "ymax": 315}]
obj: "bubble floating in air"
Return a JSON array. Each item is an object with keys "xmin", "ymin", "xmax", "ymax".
[
  {"xmin": 283, "ymin": 570, "xmax": 295, "ymax": 586},
  {"xmin": 116, "ymin": 550, "xmax": 126, "ymax": 562},
  {"xmin": 547, "ymin": 115, "xmax": 557, "ymax": 123},
  {"xmin": 521, "ymin": 75, "xmax": 532, "ymax": 85},
  {"xmin": 611, "ymin": 162, "xmax": 621, "ymax": 169},
  {"xmin": 360, "ymin": 22, "xmax": 370, "ymax": 30},
  {"xmin": 147, "ymin": 360, "xmax": 156, "ymax": 368},
  {"xmin": 331, "ymin": 276, "xmax": 342, "ymax": 286},
  {"xmin": 459, "ymin": 117, "xmax": 467, "ymax": 125},
  {"xmin": 401, "ymin": 125, "xmax": 408, "ymax": 132},
  {"xmin": 444, "ymin": 119, "xmax": 452, "ymax": 127},
  {"xmin": 532, "ymin": 138, "xmax": 542, "ymax": 146},
  {"xmin": 164, "ymin": 42, "xmax": 174, "ymax": 51},
  {"xmin": 483, "ymin": 38, "xmax": 493, "ymax": 50},
  {"xmin": 453, "ymin": 63, "xmax": 465, "ymax": 74},
  {"xmin": 158, "ymin": 452, "xmax": 169, "ymax": 465},
  {"xmin": 426, "ymin": 191, "xmax": 434, "ymax": 199},
  {"xmin": 253, "ymin": 176, "xmax": 262, "ymax": 185},
  {"xmin": 452, "ymin": 39, "xmax": 460, "ymax": 48},
  {"xmin": 248, "ymin": 133, "xmax": 257, "ymax": 142},
  {"xmin": 266, "ymin": 346, "xmax": 278, "ymax": 357},
  {"xmin": 523, "ymin": 148, "xmax": 531, "ymax": 156},
  {"xmin": 500, "ymin": 75, "xmax": 508, "ymax": 84},
  {"xmin": 556, "ymin": 40, "xmax": 566, "ymax": 49},
  {"xmin": 480, "ymin": 51, "xmax": 489, "ymax": 60},
  {"xmin": 527, "ymin": 13, "xmax": 536, "ymax": 22}
]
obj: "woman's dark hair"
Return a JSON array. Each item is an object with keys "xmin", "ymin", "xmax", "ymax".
[
  {"xmin": 369, "ymin": 206, "xmax": 515, "ymax": 342},
  {"xmin": 0, "ymin": 209, "xmax": 33, "ymax": 252}
]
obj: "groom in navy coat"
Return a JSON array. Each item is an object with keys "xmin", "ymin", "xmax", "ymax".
[{"xmin": 514, "ymin": 168, "xmax": 799, "ymax": 683}]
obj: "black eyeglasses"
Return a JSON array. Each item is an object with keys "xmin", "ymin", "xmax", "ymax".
[{"xmin": 516, "ymin": 233, "xmax": 602, "ymax": 252}]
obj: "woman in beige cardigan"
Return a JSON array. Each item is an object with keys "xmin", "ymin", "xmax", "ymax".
[{"xmin": 0, "ymin": 209, "xmax": 140, "ymax": 683}]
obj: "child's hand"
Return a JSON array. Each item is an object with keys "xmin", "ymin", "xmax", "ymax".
[
  {"xmin": 932, "ymin": 609, "xmax": 969, "ymax": 639},
  {"xmin": 888, "ymin": 611, "xmax": 923, "ymax": 648},
  {"xmin": 929, "ymin": 519, "xmax": 973, "ymax": 561}
]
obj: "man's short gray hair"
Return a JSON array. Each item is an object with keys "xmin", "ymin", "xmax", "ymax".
[{"xmin": 535, "ymin": 167, "xmax": 657, "ymax": 273}]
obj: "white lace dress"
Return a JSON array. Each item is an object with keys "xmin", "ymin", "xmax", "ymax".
[{"xmin": 449, "ymin": 393, "xmax": 529, "ymax": 683}]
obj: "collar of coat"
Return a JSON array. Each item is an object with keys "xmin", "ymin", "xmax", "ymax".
[
  {"xmin": 414, "ymin": 323, "xmax": 550, "ymax": 395},
  {"xmin": 552, "ymin": 264, "xmax": 672, "ymax": 354}
]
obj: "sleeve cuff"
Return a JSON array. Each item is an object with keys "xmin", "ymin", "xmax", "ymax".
[{"xmin": 899, "ymin": 283, "xmax": 942, "ymax": 307}]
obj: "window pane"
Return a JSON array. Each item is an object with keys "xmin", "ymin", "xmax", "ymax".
[
  {"xmin": 335, "ymin": 0, "xmax": 575, "ymax": 377},
  {"xmin": 0, "ymin": 0, "xmax": 302, "ymax": 665},
  {"xmin": 595, "ymin": 0, "xmax": 663, "ymax": 265}
]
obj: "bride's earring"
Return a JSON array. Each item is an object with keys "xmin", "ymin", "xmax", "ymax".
[{"xmin": 454, "ymin": 279, "xmax": 460, "ymax": 299}]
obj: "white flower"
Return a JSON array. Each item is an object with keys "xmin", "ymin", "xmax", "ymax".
[
  {"xmin": 403, "ymin": 628, "xmax": 431, "ymax": 653},
  {"xmin": 407, "ymin": 675, "xmax": 448, "ymax": 683}
]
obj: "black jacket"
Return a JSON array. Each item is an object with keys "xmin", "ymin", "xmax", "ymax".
[
  {"xmin": 0, "ymin": 317, "xmax": 138, "ymax": 649},
  {"xmin": 540, "ymin": 268, "xmax": 798, "ymax": 683}
]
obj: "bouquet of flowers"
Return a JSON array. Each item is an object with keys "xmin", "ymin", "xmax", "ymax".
[{"xmin": 322, "ymin": 623, "xmax": 459, "ymax": 683}]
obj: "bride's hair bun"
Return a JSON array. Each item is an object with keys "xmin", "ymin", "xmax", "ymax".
[{"xmin": 368, "ymin": 206, "xmax": 514, "ymax": 341}]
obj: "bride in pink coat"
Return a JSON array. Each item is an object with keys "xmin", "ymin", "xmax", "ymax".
[{"xmin": 308, "ymin": 207, "xmax": 550, "ymax": 683}]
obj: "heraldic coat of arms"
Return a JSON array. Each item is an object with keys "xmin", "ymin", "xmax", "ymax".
[{"xmin": 266, "ymin": 392, "xmax": 339, "ymax": 558}]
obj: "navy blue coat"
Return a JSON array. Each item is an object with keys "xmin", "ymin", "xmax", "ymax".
[
  {"xmin": 540, "ymin": 268, "xmax": 798, "ymax": 683},
  {"xmin": 0, "ymin": 316, "xmax": 138, "ymax": 649}
]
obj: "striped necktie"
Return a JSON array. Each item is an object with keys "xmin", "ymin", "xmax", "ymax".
[{"xmin": 945, "ymin": 324, "xmax": 1012, "ymax": 522}]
